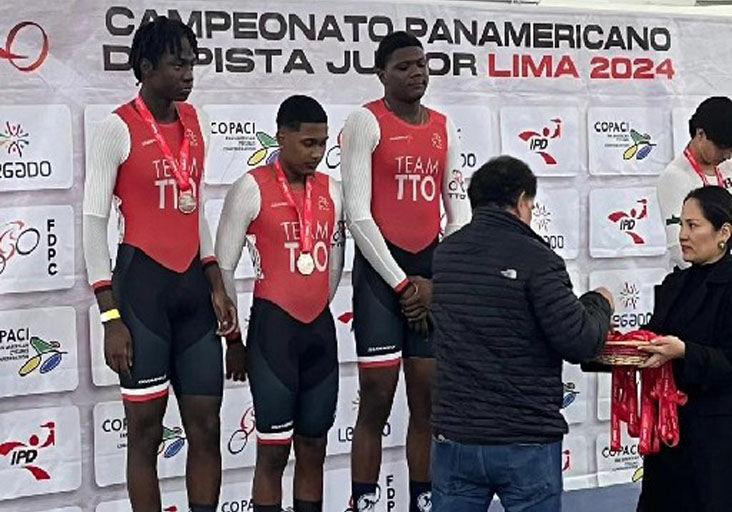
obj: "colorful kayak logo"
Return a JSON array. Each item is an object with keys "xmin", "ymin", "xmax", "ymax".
[
  {"xmin": 247, "ymin": 132, "xmax": 279, "ymax": 167},
  {"xmin": 632, "ymin": 466, "xmax": 644, "ymax": 482},
  {"xmin": 18, "ymin": 336, "xmax": 66, "ymax": 377},
  {"xmin": 623, "ymin": 130, "xmax": 656, "ymax": 161},
  {"xmin": 0, "ymin": 421, "xmax": 55, "ymax": 481},
  {"xmin": 157, "ymin": 426, "xmax": 186, "ymax": 458},
  {"xmin": 562, "ymin": 382, "xmax": 580, "ymax": 408}
]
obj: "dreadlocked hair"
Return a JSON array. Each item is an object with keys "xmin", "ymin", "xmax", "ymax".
[{"xmin": 129, "ymin": 16, "xmax": 197, "ymax": 82}]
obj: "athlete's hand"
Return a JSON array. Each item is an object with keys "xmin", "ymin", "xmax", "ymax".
[
  {"xmin": 104, "ymin": 319, "xmax": 133, "ymax": 376},
  {"xmin": 212, "ymin": 290, "xmax": 238, "ymax": 336},
  {"xmin": 226, "ymin": 336, "xmax": 247, "ymax": 382},
  {"xmin": 400, "ymin": 276, "xmax": 433, "ymax": 321}
]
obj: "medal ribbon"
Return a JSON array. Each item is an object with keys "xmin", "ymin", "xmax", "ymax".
[
  {"xmin": 274, "ymin": 160, "xmax": 314, "ymax": 253},
  {"xmin": 608, "ymin": 329, "xmax": 687, "ymax": 456},
  {"xmin": 684, "ymin": 147, "xmax": 724, "ymax": 187},
  {"xmin": 134, "ymin": 95, "xmax": 192, "ymax": 192}
]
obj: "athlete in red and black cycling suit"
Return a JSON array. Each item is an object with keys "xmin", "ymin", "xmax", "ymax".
[
  {"xmin": 82, "ymin": 17, "xmax": 241, "ymax": 512},
  {"xmin": 340, "ymin": 31, "xmax": 471, "ymax": 512},
  {"xmin": 216, "ymin": 96, "xmax": 345, "ymax": 512}
]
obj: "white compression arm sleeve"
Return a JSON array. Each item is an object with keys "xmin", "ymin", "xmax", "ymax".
[
  {"xmin": 82, "ymin": 113, "xmax": 129, "ymax": 286},
  {"xmin": 340, "ymin": 107, "xmax": 408, "ymax": 289}
]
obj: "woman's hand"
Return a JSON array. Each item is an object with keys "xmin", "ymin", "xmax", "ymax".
[{"xmin": 638, "ymin": 335, "xmax": 686, "ymax": 368}]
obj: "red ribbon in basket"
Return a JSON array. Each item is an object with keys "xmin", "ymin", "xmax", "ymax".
[{"xmin": 608, "ymin": 330, "xmax": 688, "ymax": 456}]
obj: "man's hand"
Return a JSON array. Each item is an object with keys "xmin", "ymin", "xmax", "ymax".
[
  {"xmin": 594, "ymin": 286, "xmax": 615, "ymax": 312},
  {"xmin": 212, "ymin": 290, "xmax": 238, "ymax": 336},
  {"xmin": 400, "ymin": 276, "xmax": 433, "ymax": 322},
  {"xmin": 104, "ymin": 319, "xmax": 133, "ymax": 376},
  {"xmin": 638, "ymin": 336, "xmax": 686, "ymax": 368},
  {"xmin": 226, "ymin": 338, "xmax": 247, "ymax": 382}
]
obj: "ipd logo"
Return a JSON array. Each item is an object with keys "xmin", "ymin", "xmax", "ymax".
[
  {"xmin": 608, "ymin": 199, "xmax": 648, "ymax": 245},
  {"xmin": 0, "ymin": 421, "xmax": 55, "ymax": 480},
  {"xmin": 518, "ymin": 118, "xmax": 562, "ymax": 165}
]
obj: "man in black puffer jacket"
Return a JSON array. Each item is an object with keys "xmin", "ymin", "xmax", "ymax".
[{"xmin": 430, "ymin": 155, "xmax": 614, "ymax": 512}]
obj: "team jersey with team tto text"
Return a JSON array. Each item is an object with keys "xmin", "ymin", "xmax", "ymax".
[
  {"xmin": 248, "ymin": 166, "xmax": 336, "ymax": 323},
  {"xmin": 365, "ymin": 98, "xmax": 448, "ymax": 253},
  {"xmin": 113, "ymin": 101, "xmax": 205, "ymax": 273}
]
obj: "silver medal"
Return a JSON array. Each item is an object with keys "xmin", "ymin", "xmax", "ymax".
[
  {"xmin": 296, "ymin": 253, "xmax": 315, "ymax": 275},
  {"xmin": 178, "ymin": 190, "xmax": 197, "ymax": 214}
]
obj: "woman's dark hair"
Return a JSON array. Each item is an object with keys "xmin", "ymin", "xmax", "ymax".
[
  {"xmin": 684, "ymin": 186, "xmax": 732, "ymax": 248},
  {"xmin": 688, "ymin": 97, "xmax": 732, "ymax": 149},
  {"xmin": 468, "ymin": 155, "xmax": 537, "ymax": 210},
  {"xmin": 130, "ymin": 16, "xmax": 198, "ymax": 82}
]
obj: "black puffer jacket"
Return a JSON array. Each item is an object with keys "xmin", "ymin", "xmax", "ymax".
[{"xmin": 431, "ymin": 207, "xmax": 612, "ymax": 444}]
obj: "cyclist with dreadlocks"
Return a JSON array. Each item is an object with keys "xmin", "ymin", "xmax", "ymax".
[{"xmin": 82, "ymin": 16, "xmax": 244, "ymax": 512}]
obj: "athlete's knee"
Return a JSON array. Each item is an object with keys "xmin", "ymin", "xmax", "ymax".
[
  {"xmin": 294, "ymin": 436, "xmax": 327, "ymax": 467},
  {"xmin": 126, "ymin": 409, "xmax": 164, "ymax": 452},
  {"xmin": 186, "ymin": 412, "xmax": 221, "ymax": 451},
  {"xmin": 256, "ymin": 444, "xmax": 290, "ymax": 476},
  {"xmin": 357, "ymin": 387, "xmax": 397, "ymax": 430}
]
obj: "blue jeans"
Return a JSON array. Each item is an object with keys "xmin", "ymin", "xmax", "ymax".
[{"xmin": 432, "ymin": 435, "xmax": 563, "ymax": 512}]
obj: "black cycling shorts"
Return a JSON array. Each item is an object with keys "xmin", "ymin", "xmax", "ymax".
[
  {"xmin": 245, "ymin": 298, "xmax": 338, "ymax": 444},
  {"xmin": 352, "ymin": 239, "xmax": 437, "ymax": 368},
  {"xmin": 112, "ymin": 243, "xmax": 222, "ymax": 402}
]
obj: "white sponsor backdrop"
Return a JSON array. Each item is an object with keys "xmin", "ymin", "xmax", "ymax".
[{"xmin": 4, "ymin": 0, "xmax": 731, "ymax": 509}]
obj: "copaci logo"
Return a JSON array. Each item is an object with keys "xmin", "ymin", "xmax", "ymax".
[
  {"xmin": 0, "ymin": 421, "xmax": 55, "ymax": 480},
  {"xmin": 518, "ymin": 118, "xmax": 562, "ymax": 165},
  {"xmin": 227, "ymin": 406, "xmax": 256, "ymax": 454},
  {"xmin": 0, "ymin": 121, "xmax": 29, "ymax": 157},
  {"xmin": 0, "ymin": 220, "xmax": 40, "ymax": 275},
  {"xmin": 0, "ymin": 22, "xmax": 49, "ymax": 73},
  {"xmin": 247, "ymin": 132, "xmax": 280, "ymax": 167},
  {"xmin": 594, "ymin": 121, "xmax": 656, "ymax": 162},
  {"xmin": 632, "ymin": 467, "xmax": 644, "ymax": 482},
  {"xmin": 608, "ymin": 198, "xmax": 648, "ymax": 245},
  {"xmin": 622, "ymin": 129, "xmax": 656, "ymax": 161},
  {"xmin": 18, "ymin": 336, "xmax": 65, "ymax": 377},
  {"xmin": 158, "ymin": 425, "xmax": 186, "ymax": 458}
]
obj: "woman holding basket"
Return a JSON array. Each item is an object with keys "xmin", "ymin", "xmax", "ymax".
[{"xmin": 634, "ymin": 185, "xmax": 732, "ymax": 512}]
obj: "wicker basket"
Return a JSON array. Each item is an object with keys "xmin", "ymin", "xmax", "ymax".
[{"xmin": 595, "ymin": 341, "xmax": 651, "ymax": 366}]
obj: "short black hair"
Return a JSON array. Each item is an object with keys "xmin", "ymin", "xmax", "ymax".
[
  {"xmin": 130, "ymin": 16, "xmax": 197, "ymax": 82},
  {"xmin": 684, "ymin": 186, "xmax": 732, "ymax": 246},
  {"xmin": 276, "ymin": 95, "xmax": 328, "ymax": 131},
  {"xmin": 688, "ymin": 96, "xmax": 732, "ymax": 149},
  {"xmin": 375, "ymin": 31, "xmax": 423, "ymax": 70},
  {"xmin": 468, "ymin": 156, "xmax": 537, "ymax": 210}
]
